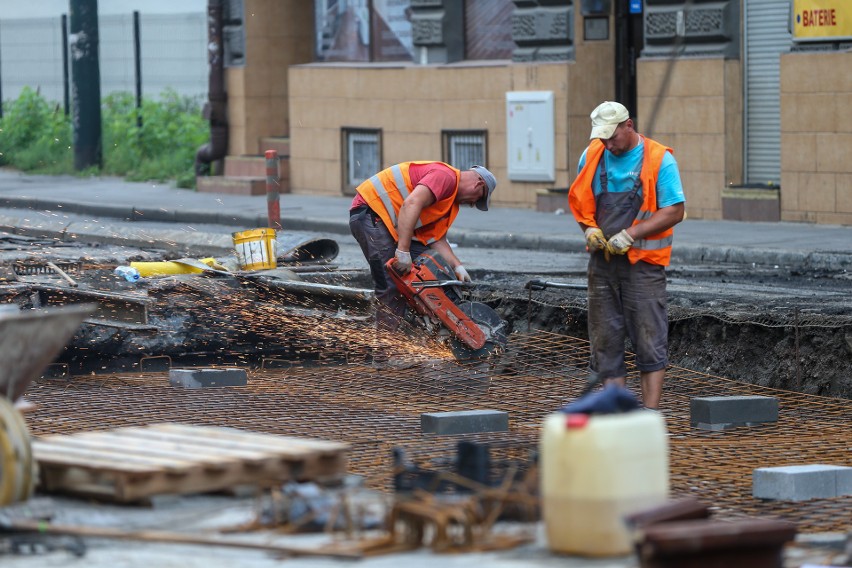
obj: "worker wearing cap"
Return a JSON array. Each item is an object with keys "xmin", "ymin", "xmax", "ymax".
[
  {"xmin": 349, "ymin": 162, "xmax": 496, "ymax": 332},
  {"xmin": 568, "ymin": 102, "xmax": 685, "ymax": 410}
]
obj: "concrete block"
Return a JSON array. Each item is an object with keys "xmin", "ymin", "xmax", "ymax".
[
  {"xmin": 691, "ymin": 396, "xmax": 778, "ymax": 430},
  {"xmin": 753, "ymin": 464, "xmax": 852, "ymax": 501},
  {"xmin": 421, "ymin": 410, "xmax": 509, "ymax": 435},
  {"xmin": 837, "ymin": 467, "xmax": 852, "ymax": 496},
  {"xmin": 169, "ymin": 368, "xmax": 248, "ymax": 389}
]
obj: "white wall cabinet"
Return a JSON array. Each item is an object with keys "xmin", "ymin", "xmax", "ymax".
[{"xmin": 506, "ymin": 91, "xmax": 555, "ymax": 183}]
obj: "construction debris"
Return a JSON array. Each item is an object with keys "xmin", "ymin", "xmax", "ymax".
[
  {"xmin": 627, "ymin": 499, "xmax": 798, "ymax": 568},
  {"xmin": 2, "ymin": 518, "xmax": 362, "ymax": 560},
  {"xmin": 0, "ymin": 228, "xmax": 848, "ymax": 566}
]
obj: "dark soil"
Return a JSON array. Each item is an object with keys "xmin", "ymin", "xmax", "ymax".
[{"xmin": 478, "ymin": 266, "xmax": 852, "ymax": 400}]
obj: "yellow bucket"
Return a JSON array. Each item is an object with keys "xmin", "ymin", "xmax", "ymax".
[{"xmin": 233, "ymin": 228, "xmax": 277, "ymax": 271}]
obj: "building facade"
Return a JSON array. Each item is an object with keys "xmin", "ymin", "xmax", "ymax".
[{"xmin": 213, "ymin": 0, "xmax": 852, "ymax": 226}]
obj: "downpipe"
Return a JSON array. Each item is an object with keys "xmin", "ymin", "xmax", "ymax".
[{"xmin": 195, "ymin": 0, "xmax": 228, "ymax": 176}]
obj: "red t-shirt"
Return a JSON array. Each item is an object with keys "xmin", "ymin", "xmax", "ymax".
[{"xmin": 350, "ymin": 162, "xmax": 457, "ymax": 209}]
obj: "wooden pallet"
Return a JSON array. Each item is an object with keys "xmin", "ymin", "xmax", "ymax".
[{"xmin": 31, "ymin": 423, "xmax": 349, "ymax": 502}]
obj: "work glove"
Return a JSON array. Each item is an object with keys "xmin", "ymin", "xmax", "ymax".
[
  {"xmin": 584, "ymin": 227, "xmax": 607, "ymax": 252},
  {"xmin": 393, "ymin": 249, "xmax": 412, "ymax": 273},
  {"xmin": 454, "ymin": 265, "xmax": 471, "ymax": 283},
  {"xmin": 606, "ymin": 229, "xmax": 634, "ymax": 255}
]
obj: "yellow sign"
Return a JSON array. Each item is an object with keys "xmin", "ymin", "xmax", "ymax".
[{"xmin": 792, "ymin": 0, "xmax": 852, "ymax": 41}]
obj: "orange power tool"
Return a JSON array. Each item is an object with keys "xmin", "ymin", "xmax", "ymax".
[{"xmin": 385, "ymin": 251, "xmax": 506, "ymax": 360}]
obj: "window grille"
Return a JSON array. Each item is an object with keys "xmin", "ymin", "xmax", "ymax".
[
  {"xmin": 442, "ymin": 130, "xmax": 487, "ymax": 170},
  {"xmin": 342, "ymin": 128, "xmax": 382, "ymax": 195}
]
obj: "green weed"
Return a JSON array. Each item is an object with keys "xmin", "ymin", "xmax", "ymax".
[{"xmin": 0, "ymin": 88, "xmax": 209, "ymax": 186}]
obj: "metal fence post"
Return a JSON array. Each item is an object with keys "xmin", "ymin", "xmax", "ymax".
[
  {"xmin": 61, "ymin": 14, "xmax": 70, "ymax": 116},
  {"xmin": 70, "ymin": 0, "xmax": 103, "ymax": 170},
  {"xmin": 133, "ymin": 10, "xmax": 142, "ymax": 129},
  {"xmin": 265, "ymin": 150, "xmax": 282, "ymax": 230}
]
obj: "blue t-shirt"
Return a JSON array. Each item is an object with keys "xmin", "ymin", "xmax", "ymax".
[{"xmin": 578, "ymin": 138, "xmax": 685, "ymax": 209}]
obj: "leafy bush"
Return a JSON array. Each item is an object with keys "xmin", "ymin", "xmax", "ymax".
[
  {"xmin": 102, "ymin": 89, "xmax": 208, "ymax": 183},
  {"xmin": 0, "ymin": 88, "xmax": 208, "ymax": 185},
  {"xmin": 0, "ymin": 87, "xmax": 72, "ymax": 172}
]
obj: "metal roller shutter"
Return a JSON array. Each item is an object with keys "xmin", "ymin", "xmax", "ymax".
[{"xmin": 744, "ymin": 0, "xmax": 791, "ymax": 186}]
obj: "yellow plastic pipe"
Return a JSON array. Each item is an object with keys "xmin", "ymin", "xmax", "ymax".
[{"xmin": 130, "ymin": 258, "xmax": 222, "ymax": 277}]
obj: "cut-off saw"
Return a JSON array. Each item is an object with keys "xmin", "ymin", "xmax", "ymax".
[{"xmin": 386, "ymin": 251, "xmax": 507, "ymax": 360}]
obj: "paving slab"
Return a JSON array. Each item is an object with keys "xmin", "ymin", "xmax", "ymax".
[
  {"xmin": 421, "ymin": 410, "xmax": 510, "ymax": 435},
  {"xmin": 753, "ymin": 464, "xmax": 852, "ymax": 501},
  {"xmin": 169, "ymin": 368, "xmax": 248, "ymax": 389},
  {"xmin": 690, "ymin": 396, "xmax": 779, "ymax": 431}
]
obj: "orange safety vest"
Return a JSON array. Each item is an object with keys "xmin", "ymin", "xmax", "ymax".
[
  {"xmin": 568, "ymin": 137, "xmax": 675, "ymax": 266},
  {"xmin": 355, "ymin": 161, "xmax": 461, "ymax": 245}
]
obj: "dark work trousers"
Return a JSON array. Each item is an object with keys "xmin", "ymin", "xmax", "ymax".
[
  {"xmin": 586, "ymin": 251, "xmax": 668, "ymax": 381},
  {"xmin": 349, "ymin": 206, "xmax": 428, "ymax": 332}
]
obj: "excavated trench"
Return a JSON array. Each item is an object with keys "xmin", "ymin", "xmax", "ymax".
[{"xmin": 484, "ymin": 272, "xmax": 852, "ymax": 401}]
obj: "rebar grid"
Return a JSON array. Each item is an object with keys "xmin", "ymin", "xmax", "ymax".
[{"xmin": 23, "ymin": 330, "xmax": 851, "ymax": 533}]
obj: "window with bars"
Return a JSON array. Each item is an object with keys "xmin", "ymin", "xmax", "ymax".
[
  {"xmin": 342, "ymin": 128, "xmax": 382, "ymax": 195},
  {"xmin": 442, "ymin": 130, "xmax": 487, "ymax": 170}
]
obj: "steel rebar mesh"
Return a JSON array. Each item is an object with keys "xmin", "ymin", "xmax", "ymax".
[{"xmin": 23, "ymin": 330, "xmax": 852, "ymax": 533}]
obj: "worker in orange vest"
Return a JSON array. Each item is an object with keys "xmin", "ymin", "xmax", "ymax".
[
  {"xmin": 569, "ymin": 102, "xmax": 685, "ymax": 410},
  {"xmin": 349, "ymin": 162, "xmax": 496, "ymax": 333}
]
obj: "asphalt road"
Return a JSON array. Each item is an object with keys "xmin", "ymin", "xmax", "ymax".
[{"xmin": 1, "ymin": 205, "xmax": 848, "ymax": 315}]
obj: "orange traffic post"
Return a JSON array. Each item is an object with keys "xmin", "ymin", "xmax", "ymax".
[{"xmin": 265, "ymin": 149, "xmax": 282, "ymax": 230}]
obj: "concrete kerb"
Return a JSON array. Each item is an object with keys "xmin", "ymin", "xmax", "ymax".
[
  {"xmin": 0, "ymin": 196, "xmax": 139, "ymax": 223},
  {"xmin": 672, "ymin": 243, "xmax": 848, "ymax": 271},
  {"xmin": 0, "ymin": 219, "xmax": 235, "ymax": 257},
  {"xmin": 283, "ymin": 216, "xmax": 354, "ymax": 235},
  {"xmin": 451, "ymin": 229, "xmax": 551, "ymax": 252}
]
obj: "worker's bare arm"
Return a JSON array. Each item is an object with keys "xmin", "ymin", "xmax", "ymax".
[
  {"xmin": 428, "ymin": 238, "xmax": 462, "ymax": 269},
  {"xmin": 627, "ymin": 202, "xmax": 684, "ymax": 241}
]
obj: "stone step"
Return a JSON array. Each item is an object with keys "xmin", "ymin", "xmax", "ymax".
[
  {"xmin": 224, "ymin": 155, "xmax": 290, "ymax": 179},
  {"xmin": 196, "ymin": 176, "xmax": 267, "ymax": 196},
  {"xmin": 258, "ymin": 136, "xmax": 290, "ymax": 157}
]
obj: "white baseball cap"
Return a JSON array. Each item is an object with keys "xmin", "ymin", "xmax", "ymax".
[{"xmin": 589, "ymin": 101, "xmax": 630, "ymax": 140}]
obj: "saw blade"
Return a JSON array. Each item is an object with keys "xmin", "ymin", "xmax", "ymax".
[{"xmin": 450, "ymin": 302, "xmax": 507, "ymax": 360}]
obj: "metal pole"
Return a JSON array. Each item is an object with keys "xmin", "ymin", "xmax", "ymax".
[
  {"xmin": 61, "ymin": 14, "xmax": 70, "ymax": 116},
  {"xmin": 265, "ymin": 150, "xmax": 282, "ymax": 230},
  {"xmin": 133, "ymin": 10, "xmax": 142, "ymax": 129},
  {"xmin": 69, "ymin": 0, "xmax": 103, "ymax": 170}
]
